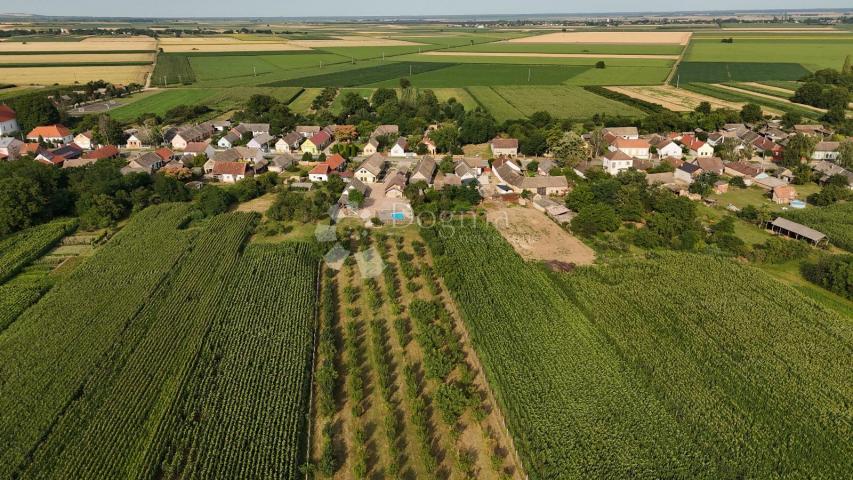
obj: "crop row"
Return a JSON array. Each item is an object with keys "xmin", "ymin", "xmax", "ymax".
[
  {"xmin": 0, "ymin": 204, "xmax": 195, "ymax": 478},
  {"xmin": 0, "ymin": 219, "xmax": 77, "ymax": 284},
  {"xmin": 18, "ymin": 211, "xmax": 258, "ymax": 478}
]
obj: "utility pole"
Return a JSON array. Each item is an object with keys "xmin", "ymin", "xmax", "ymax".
[
  {"xmin": 676, "ymin": 74, "xmax": 680, "ymax": 89},
  {"xmin": 253, "ymin": 66, "xmax": 257, "ymax": 77},
  {"xmin": 409, "ymin": 65, "xmax": 412, "ymax": 76},
  {"xmin": 528, "ymin": 68, "xmax": 531, "ymax": 83}
]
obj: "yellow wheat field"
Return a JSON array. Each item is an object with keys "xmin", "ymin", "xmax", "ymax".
[
  {"xmin": 0, "ymin": 65, "xmax": 149, "ymax": 85},
  {"xmin": 0, "ymin": 36, "xmax": 156, "ymax": 52},
  {"xmin": 508, "ymin": 31, "xmax": 692, "ymax": 45},
  {"xmin": 0, "ymin": 53, "xmax": 155, "ymax": 64},
  {"xmin": 158, "ymin": 36, "xmax": 309, "ymax": 52}
]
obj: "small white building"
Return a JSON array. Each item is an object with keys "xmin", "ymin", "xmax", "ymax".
[
  {"xmin": 609, "ymin": 138, "xmax": 650, "ymax": 160},
  {"xmin": 0, "ymin": 104, "xmax": 19, "ymax": 136},
  {"xmin": 602, "ymin": 149, "xmax": 635, "ymax": 176},
  {"xmin": 389, "ymin": 137, "xmax": 408, "ymax": 157},
  {"xmin": 812, "ymin": 141, "xmax": 840, "ymax": 161}
]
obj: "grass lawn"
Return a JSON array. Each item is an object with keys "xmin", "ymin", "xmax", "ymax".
[
  {"xmin": 757, "ymin": 260, "xmax": 853, "ymax": 318},
  {"xmin": 492, "ymin": 85, "xmax": 646, "ymax": 119},
  {"xmin": 287, "ymin": 87, "xmax": 322, "ymax": 114},
  {"xmin": 710, "ymin": 186, "xmax": 777, "ymax": 210},
  {"xmin": 431, "ymin": 87, "xmax": 479, "ymax": 110},
  {"xmin": 330, "ymin": 87, "xmax": 375, "ymax": 114}
]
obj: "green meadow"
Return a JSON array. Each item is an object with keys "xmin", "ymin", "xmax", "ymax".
[
  {"xmin": 493, "ymin": 85, "xmax": 647, "ymax": 119},
  {"xmin": 684, "ymin": 38, "xmax": 853, "ymax": 71},
  {"xmin": 447, "ymin": 42, "xmax": 685, "ymax": 55}
]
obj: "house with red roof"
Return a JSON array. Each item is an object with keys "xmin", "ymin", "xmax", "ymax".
[
  {"xmin": 0, "ymin": 104, "xmax": 19, "ymax": 136},
  {"xmin": 27, "ymin": 124, "xmax": 73, "ymax": 145},
  {"xmin": 82, "ymin": 145, "xmax": 120, "ymax": 161},
  {"xmin": 325, "ymin": 153, "xmax": 346, "ymax": 171},
  {"xmin": 609, "ymin": 137, "xmax": 650, "ymax": 160},
  {"xmin": 308, "ymin": 163, "xmax": 330, "ymax": 182},
  {"xmin": 680, "ymin": 134, "xmax": 714, "ymax": 158},
  {"xmin": 302, "ymin": 130, "xmax": 332, "ymax": 156},
  {"xmin": 211, "ymin": 161, "xmax": 248, "ymax": 183}
]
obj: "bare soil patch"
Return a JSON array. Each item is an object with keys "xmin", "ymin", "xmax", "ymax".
[
  {"xmin": 486, "ymin": 203, "xmax": 596, "ymax": 266},
  {"xmin": 508, "ymin": 31, "xmax": 691, "ymax": 45}
]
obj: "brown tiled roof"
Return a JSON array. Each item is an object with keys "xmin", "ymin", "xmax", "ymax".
[
  {"xmin": 490, "ymin": 137, "xmax": 518, "ymax": 149},
  {"xmin": 212, "ymin": 161, "xmax": 247, "ymax": 176}
]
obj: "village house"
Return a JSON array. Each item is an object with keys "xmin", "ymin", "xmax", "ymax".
[
  {"xmin": 73, "ymin": 131, "xmax": 95, "ymax": 150},
  {"xmin": 27, "ymin": 124, "xmax": 73, "ymax": 145},
  {"xmin": 681, "ymin": 135, "xmax": 714, "ymax": 158},
  {"xmin": 302, "ymin": 130, "xmax": 332, "ymax": 156},
  {"xmin": 384, "ymin": 171, "xmax": 407, "ymax": 199},
  {"xmin": 434, "ymin": 172, "xmax": 463, "ymax": 190},
  {"xmin": 455, "ymin": 162, "xmax": 478, "ymax": 184},
  {"xmin": 421, "ymin": 131, "xmax": 437, "ymax": 155},
  {"xmin": 275, "ymin": 132, "xmax": 304, "ymax": 154},
  {"xmin": 811, "ymin": 160, "xmax": 853, "ymax": 187},
  {"xmin": 180, "ymin": 141, "xmax": 215, "ymax": 161},
  {"xmin": 490, "ymin": 137, "xmax": 519, "ymax": 157},
  {"xmin": 218, "ymin": 131, "xmax": 241, "ymax": 149},
  {"xmin": 602, "ymin": 149, "xmax": 635, "ymax": 176},
  {"xmin": 812, "ymin": 141, "xmax": 840, "ymax": 161},
  {"xmin": 0, "ymin": 104, "xmax": 19, "ymax": 136},
  {"xmin": 752, "ymin": 136, "xmax": 783, "ymax": 160},
  {"xmin": 362, "ymin": 138, "xmax": 379, "ymax": 156},
  {"xmin": 211, "ymin": 161, "xmax": 249, "ymax": 183},
  {"xmin": 603, "ymin": 126, "xmax": 639, "ymax": 140},
  {"xmin": 339, "ymin": 178, "xmax": 370, "ymax": 211},
  {"xmin": 390, "ymin": 137, "xmax": 409, "ymax": 157},
  {"xmin": 212, "ymin": 120, "xmax": 232, "ymax": 132},
  {"xmin": 35, "ymin": 150, "xmax": 67, "ymax": 167},
  {"xmin": 0, "ymin": 137, "xmax": 24, "ymax": 160},
  {"xmin": 247, "ymin": 132, "xmax": 275, "ymax": 152},
  {"xmin": 753, "ymin": 173, "xmax": 789, "ymax": 190},
  {"xmin": 238, "ymin": 123, "xmax": 270, "ymax": 136},
  {"xmin": 410, "ymin": 156, "xmax": 437, "ymax": 185},
  {"xmin": 171, "ymin": 123, "xmax": 214, "ymax": 150},
  {"xmin": 695, "ymin": 156, "xmax": 725, "ymax": 176},
  {"xmin": 371, "ymin": 124, "xmax": 399, "ymax": 139},
  {"xmin": 121, "ymin": 152, "xmax": 163, "ymax": 175},
  {"xmin": 296, "ymin": 125, "xmax": 321, "ymax": 138},
  {"xmin": 64, "ymin": 145, "xmax": 120, "ymax": 169},
  {"xmin": 610, "ymin": 137, "xmax": 650, "ymax": 159},
  {"xmin": 675, "ymin": 162, "xmax": 702, "ymax": 184},
  {"xmin": 308, "ymin": 163, "xmax": 330, "ymax": 182},
  {"xmin": 268, "ymin": 153, "xmax": 299, "ymax": 173},
  {"xmin": 772, "ymin": 185, "xmax": 798, "ymax": 205},
  {"xmin": 724, "ymin": 161, "xmax": 762, "ymax": 184},
  {"xmin": 355, "ymin": 153, "xmax": 386, "ymax": 183},
  {"xmin": 126, "ymin": 130, "xmax": 154, "ymax": 149},
  {"xmin": 794, "ymin": 124, "xmax": 832, "ymax": 137},
  {"xmin": 652, "ymin": 138, "xmax": 682, "ymax": 158},
  {"xmin": 493, "ymin": 159, "xmax": 569, "ymax": 195}
]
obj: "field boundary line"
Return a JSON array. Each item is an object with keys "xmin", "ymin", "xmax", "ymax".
[{"xmin": 303, "ymin": 260, "xmax": 323, "ymax": 480}]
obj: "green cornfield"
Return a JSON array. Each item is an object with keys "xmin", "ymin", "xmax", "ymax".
[{"xmin": 423, "ymin": 221, "xmax": 852, "ymax": 480}]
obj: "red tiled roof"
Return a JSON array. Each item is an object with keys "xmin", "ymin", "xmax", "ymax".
[
  {"xmin": 82, "ymin": 145, "xmax": 120, "ymax": 160},
  {"xmin": 212, "ymin": 161, "xmax": 247, "ymax": 176},
  {"xmin": 309, "ymin": 163, "xmax": 330, "ymax": 175},
  {"xmin": 184, "ymin": 141, "xmax": 210, "ymax": 154},
  {"xmin": 680, "ymin": 135, "xmax": 706, "ymax": 152},
  {"xmin": 613, "ymin": 138, "xmax": 650, "ymax": 149},
  {"xmin": 490, "ymin": 137, "xmax": 518, "ymax": 149},
  {"xmin": 21, "ymin": 143, "xmax": 43, "ymax": 155},
  {"xmin": 27, "ymin": 124, "xmax": 71, "ymax": 140},
  {"xmin": 326, "ymin": 154, "xmax": 345, "ymax": 170},
  {"xmin": 309, "ymin": 130, "xmax": 331, "ymax": 146},
  {"xmin": 154, "ymin": 147, "xmax": 173, "ymax": 160},
  {"xmin": 0, "ymin": 104, "xmax": 16, "ymax": 122}
]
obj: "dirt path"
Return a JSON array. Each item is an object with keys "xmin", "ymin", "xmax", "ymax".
[
  {"xmin": 486, "ymin": 203, "xmax": 596, "ymax": 266},
  {"xmin": 423, "ymin": 51, "xmax": 679, "ymax": 60},
  {"xmin": 713, "ymin": 83, "xmax": 827, "ymax": 113}
]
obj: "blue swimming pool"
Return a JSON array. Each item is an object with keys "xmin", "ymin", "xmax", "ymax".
[{"xmin": 391, "ymin": 212, "xmax": 405, "ymax": 221}]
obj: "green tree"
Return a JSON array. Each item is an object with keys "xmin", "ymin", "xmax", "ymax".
[
  {"xmin": 79, "ymin": 194, "xmax": 125, "ymax": 229},
  {"xmin": 458, "ymin": 110, "xmax": 497, "ymax": 145},
  {"xmin": 571, "ymin": 204, "xmax": 620, "ymax": 236},
  {"xmin": 196, "ymin": 186, "xmax": 236, "ymax": 217},
  {"xmin": 781, "ymin": 111, "xmax": 801, "ymax": 129},
  {"xmin": 781, "ymin": 133, "xmax": 817, "ymax": 166},
  {"xmin": 548, "ymin": 131, "xmax": 589, "ymax": 167},
  {"xmin": 740, "ymin": 103, "xmax": 763, "ymax": 123},
  {"xmin": 12, "ymin": 95, "xmax": 60, "ymax": 133},
  {"xmin": 836, "ymin": 140, "xmax": 853, "ymax": 169}
]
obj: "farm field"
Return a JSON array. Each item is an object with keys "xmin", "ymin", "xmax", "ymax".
[
  {"xmin": 675, "ymin": 61, "xmax": 812, "ymax": 84},
  {"xmin": 0, "ymin": 53, "xmax": 154, "ymax": 64},
  {"xmin": 0, "ymin": 65, "xmax": 150, "ymax": 85},
  {"xmin": 682, "ymin": 83, "xmax": 818, "ymax": 118},
  {"xmin": 0, "ymin": 36, "xmax": 156, "ymax": 52},
  {"xmin": 369, "ymin": 63, "xmax": 588, "ymax": 87},
  {"xmin": 684, "ymin": 37, "xmax": 853, "ymax": 71},
  {"xmin": 491, "ymin": 85, "xmax": 646, "ymax": 119},
  {"xmin": 465, "ymin": 86, "xmax": 525, "ymax": 122},
  {"xmin": 431, "ymin": 87, "xmax": 479, "ymax": 109},
  {"xmin": 606, "ymin": 85, "xmax": 740, "ymax": 111},
  {"xmin": 109, "ymin": 87, "xmax": 302, "ymax": 121},
  {"xmin": 0, "ymin": 205, "xmax": 320, "ymax": 478},
  {"xmin": 158, "ymin": 36, "xmax": 308, "ymax": 53},
  {"xmin": 425, "ymin": 221, "xmax": 853, "ymax": 480},
  {"xmin": 781, "ymin": 202, "xmax": 853, "ymax": 252},
  {"xmin": 310, "ymin": 230, "xmax": 523, "ymax": 479},
  {"xmin": 447, "ymin": 42, "xmax": 685, "ymax": 55},
  {"xmin": 507, "ymin": 31, "xmax": 692, "ymax": 44}
]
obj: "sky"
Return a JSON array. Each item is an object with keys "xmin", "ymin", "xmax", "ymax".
[{"xmin": 10, "ymin": 1, "xmax": 853, "ymax": 18}]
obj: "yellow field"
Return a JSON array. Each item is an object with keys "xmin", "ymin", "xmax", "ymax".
[
  {"xmin": 288, "ymin": 36, "xmax": 423, "ymax": 47},
  {"xmin": 0, "ymin": 36, "xmax": 156, "ymax": 52},
  {"xmin": 609, "ymin": 85, "xmax": 745, "ymax": 111},
  {"xmin": 0, "ymin": 65, "xmax": 149, "ymax": 85},
  {"xmin": 0, "ymin": 53, "xmax": 155, "ymax": 64},
  {"xmin": 158, "ymin": 36, "xmax": 309, "ymax": 52},
  {"xmin": 508, "ymin": 31, "xmax": 692, "ymax": 45}
]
